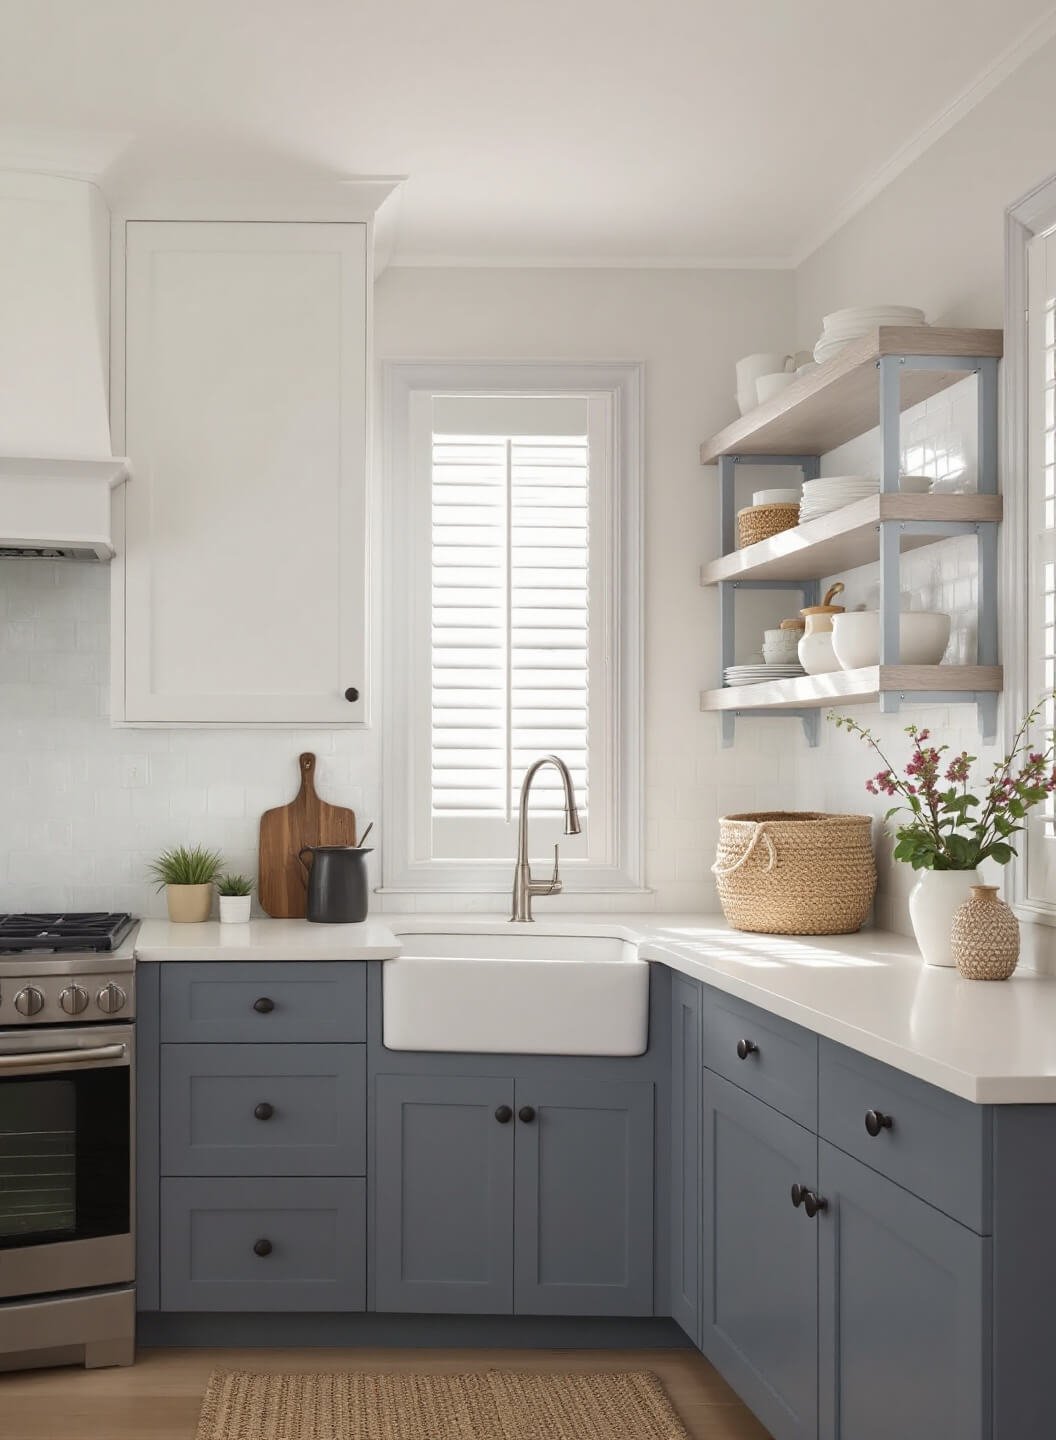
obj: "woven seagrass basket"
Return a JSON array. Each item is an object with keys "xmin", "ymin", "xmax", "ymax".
[
  {"xmin": 737, "ymin": 502, "xmax": 800, "ymax": 549},
  {"xmin": 713, "ymin": 811, "xmax": 876, "ymax": 935}
]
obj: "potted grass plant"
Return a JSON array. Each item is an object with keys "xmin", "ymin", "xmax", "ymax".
[
  {"xmin": 148, "ymin": 844, "xmax": 223, "ymax": 923},
  {"xmin": 217, "ymin": 873, "xmax": 253, "ymax": 924}
]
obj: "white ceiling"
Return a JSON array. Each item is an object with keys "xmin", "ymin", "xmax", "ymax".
[{"xmin": 2, "ymin": 0, "xmax": 1055, "ymax": 265}]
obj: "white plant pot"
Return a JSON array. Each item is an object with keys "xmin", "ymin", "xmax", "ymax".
[
  {"xmin": 219, "ymin": 894, "xmax": 252, "ymax": 924},
  {"xmin": 907, "ymin": 868, "xmax": 980, "ymax": 967}
]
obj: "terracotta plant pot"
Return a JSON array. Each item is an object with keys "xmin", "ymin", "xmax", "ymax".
[
  {"xmin": 952, "ymin": 884, "xmax": 1020, "ymax": 981},
  {"xmin": 166, "ymin": 883, "xmax": 213, "ymax": 923}
]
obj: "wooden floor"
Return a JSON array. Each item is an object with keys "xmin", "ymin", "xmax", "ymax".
[{"xmin": 0, "ymin": 1346, "xmax": 771, "ymax": 1439}]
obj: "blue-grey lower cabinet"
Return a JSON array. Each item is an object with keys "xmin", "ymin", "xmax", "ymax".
[
  {"xmin": 513, "ymin": 1077, "xmax": 653, "ymax": 1317},
  {"xmin": 160, "ymin": 1176, "xmax": 366, "ymax": 1311},
  {"xmin": 701, "ymin": 1072, "xmax": 819, "ymax": 1440},
  {"xmin": 374, "ymin": 1071, "xmax": 654, "ymax": 1317},
  {"xmin": 374, "ymin": 1074, "xmax": 516, "ymax": 1314},
  {"xmin": 817, "ymin": 1140, "xmax": 990, "ymax": 1440},
  {"xmin": 670, "ymin": 973, "xmax": 701, "ymax": 1344}
]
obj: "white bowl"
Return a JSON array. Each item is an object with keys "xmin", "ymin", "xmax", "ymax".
[
  {"xmin": 736, "ymin": 352, "xmax": 790, "ymax": 413},
  {"xmin": 753, "ymin": 488, "xmax": 801, "ymax": 506},
  {"xmin": 898, "ymin": 474, "xmax": 933, "ymax": 494},
  {"xmin": 831, "ymin": 611, "xmax": 952, "ymax": 669},
  {"xmin": 822, "ymin": 305, "xmax": 925, "ymax": 332},
  {"xmin": 755, "ymin": 372, "xmax": 796, "ymax": 404}
]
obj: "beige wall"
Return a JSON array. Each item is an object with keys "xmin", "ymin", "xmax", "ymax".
[
  {"xmin": 374, "ymin": 266, "xmax": 800, "ymax": 911},
  {"xmin": 796, "ymin": 32, "xmax": 1056, "ymax": 346}
]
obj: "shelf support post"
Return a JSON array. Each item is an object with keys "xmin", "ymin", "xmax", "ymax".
[
  {"xmin": 878, "ymin": 357, "xmax": 903, "ymax": 713},
  {"xmin": 976, "ymin": 356, "xmax": 999, "ymax": 495},
  {"xmin": 718, "ymin": 455, "xmax": 736, "ymax": 557}
]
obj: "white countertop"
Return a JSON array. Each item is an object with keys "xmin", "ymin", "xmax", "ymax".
[
  {"xmin": 133, "ymin": 917, "xmax": 400, "ymax": 962},
  {"xmin": 132, "ymin": 910, "xmax": 1056, "ymax": 1104}
]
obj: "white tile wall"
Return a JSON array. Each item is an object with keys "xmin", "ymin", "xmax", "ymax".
[
  {"xmin": 0, "ymin": 562, "xmax": 380, "ymax": 917},
  {"xmin": 794, "ymin": 376, "xmax": 1007, "ymax": 936}
]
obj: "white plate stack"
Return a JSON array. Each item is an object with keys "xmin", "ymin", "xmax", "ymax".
[
  {"xmin": 813, "ymin": 305, "xmax": 926, "ymax": 366},
  {"xmin": 724, "ymin": 663, "xmax": 805, "ymax": 687},
  {"xmin": 799, "ymin": 475, "xmax": 879, "ymax": 524}
]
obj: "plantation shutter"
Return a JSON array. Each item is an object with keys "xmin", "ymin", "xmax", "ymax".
[
  {"xmin": 431, "ymin": 431, "xmax": 590, "ymax": 820},
  {"xmin": 1027, "ymin": 227, "xmax": 1056, "ymax": 902}
]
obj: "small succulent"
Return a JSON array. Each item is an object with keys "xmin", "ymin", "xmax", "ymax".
[
  {"xmin": 148, "ymin": 844, "xmax": 224, "ymax": 891},
  {"xmin": 217, "ymin": 873, "xmax": 254, "ymax": 897}
]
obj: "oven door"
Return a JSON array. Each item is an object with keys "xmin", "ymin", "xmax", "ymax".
[{"xmin": 0, "ymin": 1024, "xmax": 133, "ymax": 1301}]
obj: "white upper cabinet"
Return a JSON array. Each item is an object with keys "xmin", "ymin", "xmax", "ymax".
[{"xmin": 115, "ymin": 220, "xmax": 367, "ymax": 724}]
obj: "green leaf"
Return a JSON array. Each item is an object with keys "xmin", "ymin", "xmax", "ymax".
[{"xmin": 989, "ymin": 842, "xmax": 1014, "ymax": 865}]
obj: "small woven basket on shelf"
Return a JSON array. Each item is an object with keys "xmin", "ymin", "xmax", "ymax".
[
  {"xmin": 712, "ymin": 811, "xmax": 876, "ymax": 936},
  {"xmin": 737, "ymin": 502, "xmax": 800, "ymax": 548}
]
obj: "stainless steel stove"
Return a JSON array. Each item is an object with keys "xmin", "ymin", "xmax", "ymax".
[{"xmin": 0, "ymin": 912, "xmax": 138, "ymax": 1372}]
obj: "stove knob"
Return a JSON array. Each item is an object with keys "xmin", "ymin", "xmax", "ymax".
[
  {"xmin": 60, "ymin": 984, "xmax": 90, "ymax": 1016},
  {"xmin": 96, "ymin": 982, "xmax": 127, "ymax": 1015},
  {"xmin": 14, "ymin": 985, "xmax": 45, "ymax": 1017}
]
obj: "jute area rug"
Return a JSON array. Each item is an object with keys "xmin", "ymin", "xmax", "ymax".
[{"xmin": 195, "ymin": 1369, "xmax": 691, "ymax": 1440}]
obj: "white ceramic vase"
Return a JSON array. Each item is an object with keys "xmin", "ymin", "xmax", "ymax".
[
  {"xmin": 219, "ymin": 894, "xmax": 252, "ymax": 924},
  {"xmin": 907, "ymin": 868, "xmax": 980, "ymax": 967}
]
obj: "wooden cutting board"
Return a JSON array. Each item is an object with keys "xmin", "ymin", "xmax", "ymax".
[{"xmin": 258, "ymin": 752, "xmax": 358, "ymax": 918}]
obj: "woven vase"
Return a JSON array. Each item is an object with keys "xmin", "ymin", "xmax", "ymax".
[{"xmin": 951, "ymin": 884, "xmax": 1020, "ymax": 981}]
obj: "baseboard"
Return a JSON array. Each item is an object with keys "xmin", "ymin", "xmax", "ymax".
[{"xmin": 137, "ymin": 1312, "xmax": 690, "ymax": 1350}]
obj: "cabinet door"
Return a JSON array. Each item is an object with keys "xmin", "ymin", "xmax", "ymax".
[
  {"xmin": 818, "ymin": 1141, "xmax": 990, "ymax": 1440},
  {"xmin": 670, "ymin": 974, "xmax": 702, "ymax": 1343},
  {"xmin": 121, "ymin": 220, "xmax": 367, "ymax": 724},
  {"xmin": 514, "ymin": 1077, "xmax": 654, "ymax": 1316},
  {"xmin": 702, "ymin": 1073, "xmax": 818, "ymax": 1440},
  {"xmin": 374, "ymin": 1074, "xmax": 514, "ymax": 1314}
]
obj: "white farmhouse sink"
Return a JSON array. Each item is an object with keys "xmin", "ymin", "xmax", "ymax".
[{"xmin": 382, "ymin": 930, "xmax": 649, "ymax": 1056}]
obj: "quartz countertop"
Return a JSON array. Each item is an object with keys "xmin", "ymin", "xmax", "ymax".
[
  {"xmin": 133, "ymin": 917, "xmax": 400, "ymax": 962},
  {"xmin": 131, "ymin": 910, "xmax": 1056, "ymax": 1104},
  {"xmin": 386, "ymin": 914, "xmax": 1056, "ymax": 1105}
]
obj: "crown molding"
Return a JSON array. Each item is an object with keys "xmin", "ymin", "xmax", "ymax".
[
  {"xmin": 386, "ymin": 251, "xmax": 794, "ymax": 270},
  {"xmin": 790, "ymin": 7, "xmax": 1056, "ymax": 268}
]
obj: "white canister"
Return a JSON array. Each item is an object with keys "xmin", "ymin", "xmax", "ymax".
[
  {"xmin": 797, "ymin": 583, "xmax": 845, "ymax": 676},
  {"xmin": 908, "ymin": 868, "xmax": 981, "ymax": 967}
]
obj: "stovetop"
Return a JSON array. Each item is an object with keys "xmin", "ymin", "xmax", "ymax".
[{"xmin": 0, "ymin": 913, "xmax": 137, "ymax": 955}]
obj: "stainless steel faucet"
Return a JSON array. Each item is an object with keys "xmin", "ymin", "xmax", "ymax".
[{"xmin": 510, "ymin": 754, "xmax": 582, "ymax": 922}]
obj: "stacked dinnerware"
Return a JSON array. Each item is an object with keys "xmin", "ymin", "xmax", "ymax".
[
  {"xmin": 798, "ymin": 475, "xmax": 879, "ymax": 524},
  {"xmin": 724, "ymin": 661, "xmax": 805, "ymax": 686},
  {"xmin": 813, "ymin": 305, "xmax": 926, "ymax": 366}
]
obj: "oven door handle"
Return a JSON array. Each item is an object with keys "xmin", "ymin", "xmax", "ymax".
[{"xmin": 0, "ymin": 1042, "xmax": 127, "ymax": 1070}]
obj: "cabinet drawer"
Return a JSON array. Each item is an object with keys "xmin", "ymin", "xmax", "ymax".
[
  {"xmin": 818, "ymin": 1040, "xmax": 991, "ymax": 1233},
  {"xmin": 160, "ymin": 1044, "xmax": 365, "ymax": 1176},
  {"xmin": 702, "ymin": 989, "xmax": 818, "ymax": 1129},
  {"xmin": 160, "ymin": 1177, "xmax": 365, "ymax": 1311},
  {"xmin": 160, "ymin": 963, "xmax": 365, "ymax": 1043}
]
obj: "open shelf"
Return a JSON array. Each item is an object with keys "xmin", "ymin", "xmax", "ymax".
[
  {"xmin": 699, "ymin": 327, "xmax": 1003, "ymax": 464},
  {"xmin": 700, "ymin": 665, "xmax": 1003, "ymax": 714},
  {"xmin": 699, "ymin": 493, "xmax": 1003, "ymax": 586}
]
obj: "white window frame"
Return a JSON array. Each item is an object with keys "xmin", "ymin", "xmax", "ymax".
[
  {"xmin": 1006, "ymin": 176, "xmax": 1056, "ymax": 925},
  {"xmin": 380, "ymin": 360, "xmax": 644, "ymax": 896}
]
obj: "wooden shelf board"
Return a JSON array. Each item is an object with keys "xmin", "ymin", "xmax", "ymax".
[
  {"xmin": 699, "ymin": 665, "xmax": 1003, "ymax": 713},
  {"xmin": 699, "ymin": 494, "xmax": 1003, "ymax": 586},
  {"xmin": 700, "ymin": 327, "xmax": 1003, "ymax": 464}
]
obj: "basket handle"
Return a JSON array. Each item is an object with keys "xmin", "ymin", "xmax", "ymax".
[{"xmin": 711, "ymin": 822, "xmax": 777, "ymax": 878}]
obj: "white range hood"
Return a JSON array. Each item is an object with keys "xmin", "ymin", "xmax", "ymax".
[{"xmin": 0, "ymin": 171, "xmax": 128, "ymax": 560}]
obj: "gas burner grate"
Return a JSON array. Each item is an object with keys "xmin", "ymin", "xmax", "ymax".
[{"xmin": 0, "ymin": 913, "xmax": 136, "ymax": 953}]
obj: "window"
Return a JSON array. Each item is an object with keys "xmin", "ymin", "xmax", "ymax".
[
  {"xmin": 1008, "ymin": 178, "xmax": 1056, "ymax": 925},
  {"xmin": 383, "ymin": 363, "xmax": 642, "ymax": 894},
  {"xmin": 1026, "ymin": 224, "xmax": 1056, "ymax": 898}
]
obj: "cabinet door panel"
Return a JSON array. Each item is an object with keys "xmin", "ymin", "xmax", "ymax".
[
  {"xmin": 122, "ymin": 220, "xmax": 366, "ymax": 724},
  {"xmin": 670, "ymin": 974, "xmax": 702, "ymax": 1343},
  {"xmin": 702, "ymin": 1073, "xmax": 818, "ymax": 1440},
  {"xmin": 374, "ymin": 1074, "xmax": 514, "ymax": 1314},
  {"xmin": 514, "ymin": 1078, "xmax": 653, "ymax": 1317},
  {"xmin": 818, "ymin": 1141, "xmax": 990, "ymax": 1440}
]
